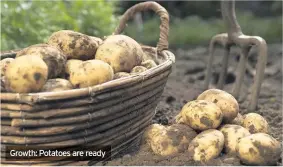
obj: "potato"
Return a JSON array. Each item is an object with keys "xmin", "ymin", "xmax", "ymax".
[
  {"xmin": 65, "ymin": 59, "xmax": 83, "ymax": 79},
  {"xmin": 230, "ymin": 113, "xmax": 244, "ymax": 126},
  {"xmin": 188, "ymin": 129, "xmax": 224, "ymax": 162},
  {"xmin": 130, "ymin": 66, "xmax": 147, "ymax": 74},
  {"xmin": 143, "ymin": 123, "xmax": 167, "ymax": 145},
  {"xmin": 5, "ymin": 55, "xmax": 48, "ymax": 93},
  {"xmin": 1, "ymin": 58, "xmax": 14, "ymax": 77},
  {"xmin": 176, "ymin": 100, "xmax": 223, "ymax": 131},
  {"xmin": 95, "ymin": 35, "xmax": 143, "ymax": 73},
  {"xmin": 47, "ymin": 30, "xmax": 102, "ymax": 60},
  {"xmin": 41, "ymin": 78, "xmax": 73, "ymax": 92},
  {"xmin": 197, "ymin": 89, "xmax": 239, "ymax": 123},
  {"xmin": 236, "ymin": 133, "xmax": 281, "ymax": 165},
  {"xmin": 219, "ymin": 124, "xmax": 250, "ymax": 154},
  {"xmin": 242, "ymin": 113, "xmax": 269, "ymax": 134},
  {"xmin": 16, "ymin": 44, "xmax": 67, "ymax": 78},
  {"xmin": 141, "ymin": 60, "xmax": 157, "ymax": 69},
  {"xmin": 113, "ymin": 72, "xmax": 130, "ymax": 80},
  {"xmin": 145, "ymin": 124, "xmax": 197, "ymax": 156},
  {"xmin": 69, "ymin": 60, "xmax": 114, "ymax": 88}
]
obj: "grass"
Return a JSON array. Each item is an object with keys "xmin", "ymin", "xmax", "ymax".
[{"xmin": 124, "ymin": 11, "xmax": 282, "ymax": 48}]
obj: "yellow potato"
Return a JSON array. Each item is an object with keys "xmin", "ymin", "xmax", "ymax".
[
  {"xmin": 188, "ymin": 129, "xmax": 224, "ymax": 162},
  {"xmin": 197, "ymin": 89, "xmax": 239, "ymax": 123},
  {"xmin": 1, "ymin": 58, "xmax": 14, "ymax": 77},
  {"xmin": 130, "ymin": 66, "xmax": 147, "ymax": 74},
  {"xmin": 16, "ymin": 44, "xmax": 67, "ymax": 79},
  {"xmin": 65, "ymin": 59, "xmax": 83, "ymax": 79},
  {"xmin": 230, "ymin": 113, "xmax": 244, "ymax": 126},
  {"xmin": 242, "ymin": 113, "xmax": 269, "ymax": 134},
  {"xmin": 176, "ymin": 100, "xmax": 223, "ymax": 131},
  {"xmin": 5, "ymin": 55, "xmax": 48, "ymax": 93},
  {"xmin": 236, "ymin": 133, "xmax": 281, "ymax": 165},
  {"xmin": 145, "ymin": 124, "xmax": 197, "ymax": 156},
  {"xmin": 219, "ymin": 124, "xmax": 250, "ymax": 154},
  {"xmin": 143, "ymin": 123, "xmax": 167, "ymax": 145},
  {"xmin": 47, "ymin": 30, "xmax": 102, "ymax": 60},
  {"xmin": 69, "ymin": 60, "xmax": 114, "ymax": 88},
  {"xmin": 95, "ymin": 35, "xmax": 143, "ymax": 73},
  {"xmin": 113, "ymin": 72, "xmax": 130, "ymax": 80},
  {"xmin": 41, "ymin": 78, "xmax": 73, "ymax": 92},
  {"xmin": 141, "ymin": 60, "xmax": 157, "ymax": 69}
]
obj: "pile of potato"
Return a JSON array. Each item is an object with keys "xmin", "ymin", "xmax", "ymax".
[
  {"xmin": 143, "ymin": 89, "xmax": 282, "ymax": 165},
  {"xmin": 1, "ymin": 30, "xmax": 158, "ymax": 93}
]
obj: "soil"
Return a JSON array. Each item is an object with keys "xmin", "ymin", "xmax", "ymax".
[{"xmin": 99, "ymin": 44, "xmax": 283, "ymax": 166}]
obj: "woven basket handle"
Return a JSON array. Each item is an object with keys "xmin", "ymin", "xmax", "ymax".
[{"xmin": 113, "ymin": 1, "xmax": 169, "ymax": 53}]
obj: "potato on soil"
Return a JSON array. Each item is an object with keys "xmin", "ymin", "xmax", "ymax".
[
  {"xmin": 242, "ymin": 113, "xmax": 269, "ymax": 134},
  {"xmin": 236, "ymin": 133, "xmax": 281, "ymax": 165},
  {"xmin": 95, "ymin": 35, "xmax": 144, "ymax": 73},
  {"xmin": 47, "ymin": 30, "xmax": 102, "ymax": 60},
  {"xmin": 113, "ymin": 72, "xmax": 130, "ymax": 80},
  {"xmin": 197, "ymin": 89, "xmax": 239, "ymax": 123},
  {"xmin": 219, "ymin": 124, "xmax": 250, "ymax": 154},
  {"xmin": 230, "ymin": 113, "xmax": 244, "ymax": 126},
  {"xmin": 69, "ymin": 60, "xmax": 114, "ymax": 88},
  {"xmin": 5, "ymin": 55, "xmax": 48, "ymax": 93},
  {"xmin": 188, "ymin": 129, "xmax": 224, "ymax": 162},
  {"xmin": 16, "ymin": 44, "xmax": 67, "ymax": 78},
  {"xmin": 130, "ymin": 66, "xmax": 147, "ymax": 74},
  {"xmin": 176, "ymin": 100, "xmax": 223, "ymax": 131},
  {"xmin": 1, "ymin": 58, "xmax": 14, "ymax": 77},
  {"xmin": 141, "ymin": 60, "xmax": 157, "ymax": 69},
  {"xmin": 143, "ymin": 123, "xmax": 167, "ymax": 145},
  {"xmin": 41, "ymin": 78, "xmax": 73, "ymax": 92},
  {"xmin": 65, "ymin": 59, "xmax": 83, "ymax": 79},
  {"xmin": 145, "ymin": 124, "xmax": 197, "ymax": 156}
]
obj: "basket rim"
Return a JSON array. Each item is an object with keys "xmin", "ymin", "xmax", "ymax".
[{"xmin": 0, "ymin": 49, "xmax": 175, "ymax": 104}]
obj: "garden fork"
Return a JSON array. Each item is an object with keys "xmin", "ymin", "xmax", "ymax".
[{"xmin": 204, "ymin": 0, "xmax": 267, "ymax": 112}]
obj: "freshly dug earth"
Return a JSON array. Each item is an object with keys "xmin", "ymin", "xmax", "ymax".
[{"xmin": 101, "ymin": 44, "xmax": 283, "ymax": 166}]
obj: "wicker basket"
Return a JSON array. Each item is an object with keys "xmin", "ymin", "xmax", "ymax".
[{"xmin": 0, "ymin": 1, "xmax": 175, "ymax": 166}]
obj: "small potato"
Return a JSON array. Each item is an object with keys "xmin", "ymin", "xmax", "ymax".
[
  {"xmin": 16, "ymin": 44, "xmax": 67, "ymax": 79},
  {"xmin": 197, "ymin": 89, "xmax": 239, "ymax": 123},
  {"xmin": 65, "ymin": 59, "xmax": 83, "ymax": 79},
  {"xmin": 69, "ymin": 60, "xmax": 114, "ymax": 88},
  {"xmin": 236, "ymin": 133, "xmax": 281, "ymax": 165},
  {"xmin": 219, "ymin": 124, "xmax": 250, "ymax": 154},
  {"xmin": 5, "ymin": 55, "xmax": 48, "ymax": 93},
  {"xmin": 113, "ymin": 72, "xmax": 130, "ymax": 80},
  {"xmin": 147, "ymin": 124, "xmax": 197, "ymax": 156},
  {"xmin": 41, "ymin": 78, "xmax": 73, "ymax": 92},
  {"xmin": 0, "ymin": 58, "xmax": 14, "ymax": 77},
  {"xmin": 130, "ymin": 66, "xmax": 147, "ymax": 74},
  {"xmin": 141, "ymin": 60, "xmax": 157, "ymax": 69},
  {"xmin": 47, "ymin": 30, "xmax": 102, "ymax": 60},
  {"xmin": 188, "ymin": 129, "xmax": 224, "ymax": 162},
  {"xmin": 95, "ymin": 35, "xmax": 143, "ymax": 73},
  {"xmin": 230, "ymin": 113, "xmax": 244, "ymax": 126},
  {"xmin": 143, "ymin": 123, "xmax": 167, "ymax": 145},
  {"xmin": 176, "ymin": 100, "xmax": 223, "ymax": 131},
  {"xmin": 242, "ymin": 113, "xmax": 269, "ymax": 134}
]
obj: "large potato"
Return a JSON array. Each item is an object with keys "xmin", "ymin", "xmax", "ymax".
[
  {"xmin": 230, "ymin": 113, "xmax": 244, "ymax": 126},
  {"xmin": 236, "ymin": 133, "xmax": 281, "ymax": 165},
  {"xmin": 47, "ymin": 30, "xmax": 102, "ymax": 60},
  {"xmin": 65, "ymin": 59, "xmax": 83, "ymax": 79},
  {"xmin": 146, "ymin": 124, "xmax": 197, "ymax": 156},
  {"xmin": 5, "ymin": 55, "xmax": 48, "ymax": 93},
  {"xmin": 176, "ymin": 100, "xmax": 223, "ymax": 131},
  {"xmin": 69, "ymin": 60, "xmax": 114, "ymax": 88},
  {"xmin": 242, "ymin": 113, "xmax": 269, "ymax": 134},
  {"xmin": 41, "ymin": 78, "xmax": 73, "ymax": 92},
  {"xmin": 188, "ymin": 129, "xmax": 224, "ymax": 162},
  {"xmin": 95, "ymin": 35, "xmax": 143, "ymax": 73},
  {"xmin": 16, "ymin": 44, "xmax": 67, "ymax": 79},
  {"xmin": 219, "ymin": 124, "xmax": 250, "ymax": 154},
  {"xmin": 197, "ymin": 89, "xmax": 239, "ymax": 123}
]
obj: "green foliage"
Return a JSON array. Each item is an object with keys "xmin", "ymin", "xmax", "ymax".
[
  {"xmin": 124, "ymin": 12, "xmax": 282, "ymax": 47},
  {"xmin": 1, "ymin": 0, "xmax": 117, "ymax": 51}
]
